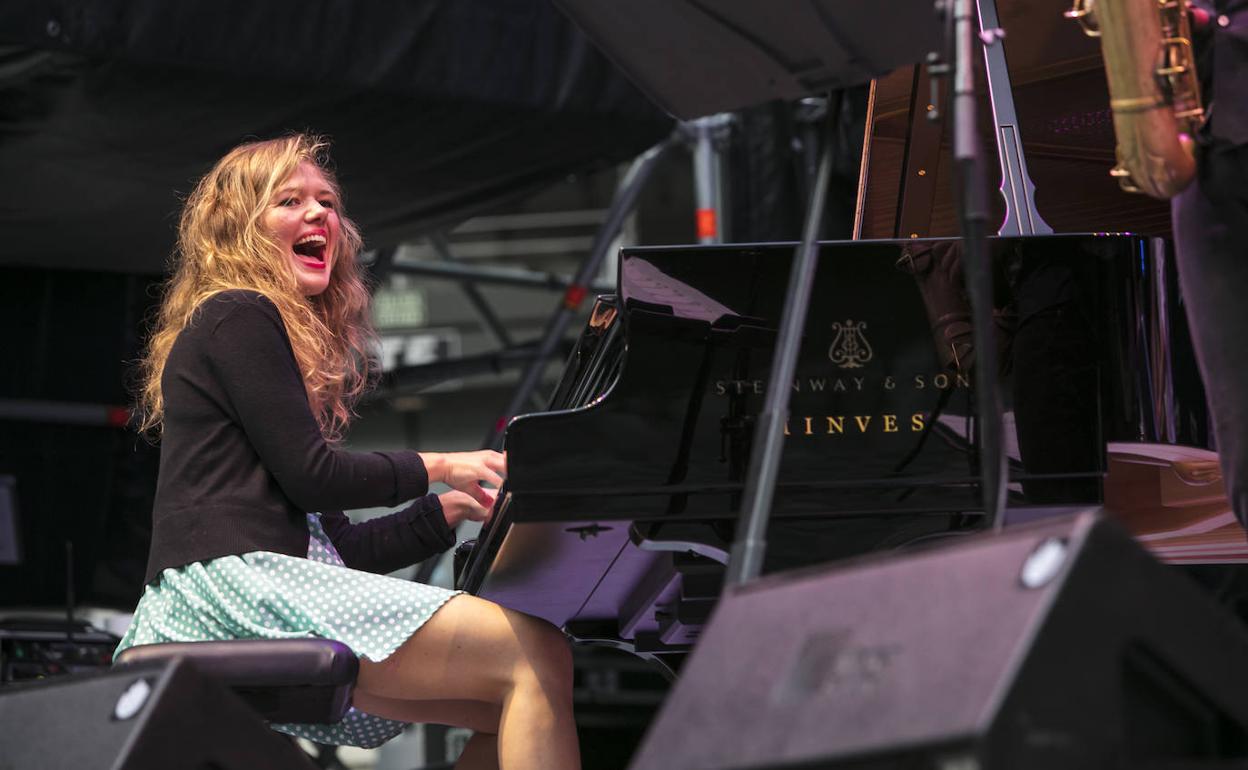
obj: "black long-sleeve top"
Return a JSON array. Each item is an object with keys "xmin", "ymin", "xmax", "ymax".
[{"xmin": 143, "ymin": 290, "xmax": 454, "ymax": 585}]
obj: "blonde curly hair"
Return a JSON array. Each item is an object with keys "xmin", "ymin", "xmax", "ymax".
[{"xmin": 138, "ymin": 134, "xmax": 376, "ymax": 442}]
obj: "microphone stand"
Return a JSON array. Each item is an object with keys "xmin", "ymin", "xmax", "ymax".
[
  {"xmin": 945, "ymin": 0, "xmax": 1007, "ymax": 531},
  {"xmin": 724, "ymin": 98, "xmax": 839, "ymax": 586}
]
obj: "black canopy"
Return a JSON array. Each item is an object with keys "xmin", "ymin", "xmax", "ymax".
[{"xmin": 0, "ymin": 0, "xmax": 672, "ymax": 273}]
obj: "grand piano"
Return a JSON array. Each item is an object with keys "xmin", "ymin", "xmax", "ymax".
[{"xmin": 455, "ymin": 0, "xmax": 1222, "ymax": 664}]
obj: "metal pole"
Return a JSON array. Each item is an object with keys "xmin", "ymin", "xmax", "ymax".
[
  {"xmin": 690, "ymin": 115, "xmax": 731, "ymax": 244},
  {"xmin": 0, "ymin": 398, "xmax": 132, "ymax": 428},
  {"xmin": 383, "ymin": 342, "xmax": 547, "ymax": 393},
  {"xmin": 724, "ymin": 108, "xmax": 837, "ymax": 588},
  {"xmin": 427, "ymin": 232, "xmax": 514, "ymax": 348},
  {"xmin": 951, "ymin": 0, "xmax": 1007, "ymax": 530},
  {"xmin": 712, "ymin": 122, "xmax": 730, "ymax": 242},
  {"xmin": 485, "ymin": 136, "xmax": 677, "ymax": 449},
  {"xmin": 388, "ymin": 258, "xmax": 612, "ymax": 295},
  {"xmin": 693, "ymin": 118, "xmax": 719, "ymax": 244}
]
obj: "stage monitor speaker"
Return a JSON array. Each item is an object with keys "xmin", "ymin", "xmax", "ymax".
[
  {"xmin": 0, "ymin": 657, "xmax": 313, "ymax": 769},
  {"xmin": 630, "ymin": 512, "xmax": 1248, "ymax": 770}
]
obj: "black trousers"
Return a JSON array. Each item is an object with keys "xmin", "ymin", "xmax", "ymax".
[{"xmin": 1172, "ymin": 139, "xmax": 1248, "ymax": 524}]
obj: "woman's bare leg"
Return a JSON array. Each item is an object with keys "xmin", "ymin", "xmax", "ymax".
[
  {"xmin": 353, "ymin": 693, "xmax": 500, "ymax": 769},
  {"xmin": 356, "ymin": 595, "xmax": 579, "ymax": 770},
  {"xmin": 352, "ymin": 693, "xmax": 500, "ymax": 770},
  {"xmin": 455, "ymin": 733, "xmax": 500, "ymax": 770}
]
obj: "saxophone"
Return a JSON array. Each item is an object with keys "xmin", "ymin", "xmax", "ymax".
[{"xmin": 1066, "ymin": 0, "xmax": 1206, "ymax": 199}]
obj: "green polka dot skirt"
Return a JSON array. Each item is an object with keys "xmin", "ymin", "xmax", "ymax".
[{"xmin": 114, "ymin": 513, "xmax": 462, "ymax": 748}]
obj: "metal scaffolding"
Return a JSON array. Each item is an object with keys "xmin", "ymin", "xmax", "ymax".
[{"xmin": 377, "ymin": 122, "xmax": 736, "ymax": 450}]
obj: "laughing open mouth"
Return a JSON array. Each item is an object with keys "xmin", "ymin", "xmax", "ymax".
[{"xmin": 293, "ymin": 233, "xmax": 327, "ymax": 264}]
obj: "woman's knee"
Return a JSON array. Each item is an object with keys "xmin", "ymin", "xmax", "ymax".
[{"xmin": 508, "ymin": 612, "xmax": 574, "ymax": 687}]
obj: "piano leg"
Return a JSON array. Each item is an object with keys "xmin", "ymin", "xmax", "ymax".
[{"xmin": 564, "ymin": 620, "xmax": 684, "ymax": 683}]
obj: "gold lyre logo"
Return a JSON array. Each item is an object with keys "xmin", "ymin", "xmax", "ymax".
[{"xmin": 828, "ymin": 320, "xmax": 873, "ymax": 369}]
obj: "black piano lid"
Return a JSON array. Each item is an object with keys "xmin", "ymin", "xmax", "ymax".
[{"xmin": 499, "ymin": 234, "xmax": 1179, "ymax": 524}]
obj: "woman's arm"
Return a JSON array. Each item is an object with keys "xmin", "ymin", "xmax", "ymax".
[
  {"xmin": 318, "ymin": 497, "xmax": 455, "ymax": 573},
  {"xmin": 320, "ymin": 490, "xmax": 493, "ymax": 573},
  {"xmin": 205, "ymin": 293, "xmax": 427, "ymax": 510}
]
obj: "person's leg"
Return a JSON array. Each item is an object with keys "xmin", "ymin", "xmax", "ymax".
[
  {"xmin": 351, "ymin": 693, "xmax": 502, "ymax": 770},
  {"xmin": 1172, "ymin": 141, "xmax": 1248, "ymax": 523},
  {"xmin": 350, "ymin": 693, "xmax": 501, "ymax": 733},
  {"xmin": 354, "ymin": 595, "xmax": 579, "ymax": 770},
  {"xmin": 455, "ymin": 733, "xmax": 501, "ymax": 770}
]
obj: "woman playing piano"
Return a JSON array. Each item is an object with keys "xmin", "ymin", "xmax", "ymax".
[{"xmin": 114, "ymin": 134, "xmax": 580, "ymax": 770}]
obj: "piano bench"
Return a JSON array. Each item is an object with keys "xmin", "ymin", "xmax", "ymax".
[{"xmin": 114, "ymin": 638, "xmax": 359, "ymax": 724}]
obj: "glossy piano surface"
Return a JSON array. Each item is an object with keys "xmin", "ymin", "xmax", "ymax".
[{"xmin": 459, "ymin": 235, "xmax": 1207, "ymax": 653}]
